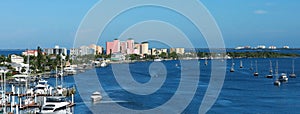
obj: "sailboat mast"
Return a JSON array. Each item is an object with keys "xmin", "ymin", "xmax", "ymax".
[{"xmin": 61, "ymin": 57, "xmax": 63, "ymax": 87}]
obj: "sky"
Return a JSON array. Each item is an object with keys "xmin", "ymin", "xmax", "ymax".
[{"xmin": 0, "ymin": 0, "xmax": 299, "ymax": 49}]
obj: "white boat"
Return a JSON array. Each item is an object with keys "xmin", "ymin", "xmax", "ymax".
[
  {"xmin": 290, "ymin": 59, "xmax": 296, "ymax": 78},
  {"xmin": 154, "ymin": 58, "xmax": 162, "ymax": 62},
  {"xmin": 34, "ymin": 79, "xmax": 52, "ymax": 94},
  {"xmin": 100, "ymin": 62, "xmax": 108, "ymax": 67},
  {"xmin": 91, "ymin": 91, "xmax": 102, "ymax": 102},
  {"xmin": 64, "ymin": 67, "xmax": 77, "ymax": 75},
  {"xmin": 12, "ymin": 75, "xmax": 28, "ymax": 82},
  {"xmin": 39, "ymin": 96, "xmax": 72, "ymax": 114},
  {"xmin": 274, "ymin": 80, "xmax": 281, "ymax": 86},
  {"xmin": 278, "ymin": 73, "xmax": 288, "ymax": 82},
  {"xmin": 230, "ymin": 59, "xmax": 234, "ymax": 72}
]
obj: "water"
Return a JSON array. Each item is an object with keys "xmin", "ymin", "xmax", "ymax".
[
  {"xmin": 70, "ymin": 58, "xmax": 300, "ymax": 113},
  {"xmin": 1, "ymin": 50, "xmax": 300, "ymax": 113}
]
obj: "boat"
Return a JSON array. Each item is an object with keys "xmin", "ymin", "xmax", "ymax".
[
  {"xmin": 266, "ymin": 60, "xmax": 273, "ymax": 78},
  {"xmin": 274, "ymin": 80, "xmax": 281, "ymax": 86},
  {"xmin": 39, "ymin": 96, "xmax": 72, "ymax": 114},
  {"xmin": 154, "ymin": 58, "xmax": 162, "ymax": 62},
  {"xmin": 290, "ymin": 59, "xmax": 296, "ymax": 78},
  {"xmin": 230, "ymin": 59, "xmax": 234, "ymax": 72},
  {"xmin": 100, "ymin": 62, "xmax": 108, "ymax": 67},
  {"xmin": 253, "ymin": 60, "xmax": 259, "ymax": 76},
  {"xmin": 12, "ymin": 75, "xmax": 28, "ymax": 83},
  {"xmin": 204, "ymin": 58, "xmax": 208, "ymax": 66},
  {"xmin": 91, "ymin": 91, "xmax": 102, "ymax": 102},
  {"xmin": 274, "ymin": 61, "xmax": 281, "ymax": 86},
  {"xmin": 240, "ymin": 60, "xmax": 243, "ymax": 68},
  {"xmin": 278, "ymin": 73, "xmax": 288, "ymax": 82},
  {"xmin": 64, "ymin": 67, "xmax": 77, "ymax": 75},
  {"xmin": 250, "ymin": 61, "xmax": 253, "ymax": 70},
  {"xmin": 34, "ymin": 79, "xmax": 52, "ymax": 94}
]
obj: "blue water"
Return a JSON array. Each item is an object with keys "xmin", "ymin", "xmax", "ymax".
[
  {"xmin": 69, "ymin": 58, "xmax": 300, "ymax": 114},
  {"xmin": 2, "ymin": 50, "xmax": 300, "ymax": 113}
]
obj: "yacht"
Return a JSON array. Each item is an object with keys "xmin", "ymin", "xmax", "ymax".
[
  {"xmin": 91, "ymin": 91, "xmax": 102, "ymax": 102},
  {"xmin": 154, "ymin": 58, "xmax": 162, "ymax": 62},
  {"xmin": 230, "ymin": 59, "xmax": 234, "ymax": 72},
  {"xmin": 100, "ymin": 62, "xmax": 108, "ymax": 67},
  {"xmin": 64, "ymin": 67, "xmax": 77, "ymax": 75},
  {"xmin": 34, "ymin": 79, "xmax": 52, "ymax": 94},
  {"xmin": 39, "ymin": 96, "xmax": 72, "ymax": 114},
  {"xmin": 274, "ymin": 61, "xmax": 281, "ymax": 86}
]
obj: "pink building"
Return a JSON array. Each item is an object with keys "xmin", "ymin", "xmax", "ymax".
[
  {"xmin": 126, "ymin": 38, "xmax": 134, "ymax": 54},
  {"xmin": 106, "ymin": 39, "xmax": 120, "ymax": 55},
  {"xmin": 120, "ymin": 41, "xmax": 127, "ymax": 54}
]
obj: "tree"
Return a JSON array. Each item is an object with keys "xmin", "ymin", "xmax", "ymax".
[
  {"xmin": 159, "ymin": 52, "xmax": 167, "ymax": 59},
  {"xmin": 169, "ymin": 52, "xmax": 178, "ymax": 59}
]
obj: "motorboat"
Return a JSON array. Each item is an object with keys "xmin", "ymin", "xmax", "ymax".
[
  {"xmin": 91, "ymin": 91, "xmax": 102, "ymax": 102},
  {"xmin": 278, "ymin": 73, "xmax": 288, "ymax": 82},
  {"xmin": 100, "ymin": 62, "xmax": 108, "ymax": 67},
  {"xmin": 39, "ymin": 96, "xmax": 72, "ymax": 114},
  {"xmin": 64, "ymin": 67, "xmax": 77, "ymax": 75},
  {"xmin": 34, "ymin": 79, "xmax": 52, "ymax": 94},
  {"xmin": 154, "ymin": 58, "xmax": 162, "ymax": 62}
]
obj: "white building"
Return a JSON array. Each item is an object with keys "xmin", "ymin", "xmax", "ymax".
[
  {"xmin": 44, "ymin": 45, "xmax": 67, "ymax": 55},
  {"xmin": 11, "ymin": 54, "xmax": 24, "ymax": 64},
  {"xmin": 70, "ymin": 46, "xmax": 95, "ymax": 56},
  {"xmin": 269, "ymin": 46, "xmax": 277, "ymax": 50},
  {"xmin": 141, "ymin": 42, "xmax": 149, "ymax": 55},
  {"xmin": 283, "ymin": 46, "xmax": 290, "ymax": 49},
  {"xmin": 257, "ymin": 45, "xmax": 266, "ymax": 49}
]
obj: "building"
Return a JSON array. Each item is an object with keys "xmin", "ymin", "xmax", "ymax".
[
  {"xmin": 70, "ymin": 45, "xmax": 95, "ymax": 56},
  {"xmin": 283, "ymin": 46, "xmax": 290, "ymax": 49},
  {"xmin": 111, "ymin": 53, "xmax": 125, "ymax": 61},
  {"xmin": 106, "ymin": 39, "xmax": 120, "ymax": 55},
  {"xmin": 257, "ymin": 45, "xmax": 266, "ymax": 49},
  {"xmin": 120, "ymin": 41, "xmax": 127, "ymax": 54},
  {"xmin": 269, "ymin": 46, "xmax": 277, "ymax": 49},
  {"xmin": 134, "ymin": 43, "xmax": 141, "ymax": 54},
  {"xmin": 175, "ymin": 48, "xmax": 185, "ymax": 55},
  {"xmin": 141, "ymin": 42, "xmax": 149, "ymax": 55},
  {"xmin": 22, "ymin": 50, "xmax": 46, "ymax": 57},
  {"xmin": 89, "ymin": 44, "xmax": 103, "ymax": 55},
  {"xmin": 126, "ymin": 38, "xmax": 134, "ymax": 54},
  {"xmin": 11, "ymin": 54, "xmax": 24, "ymax": 64},
  {"xmin": 44, "ymin": 45, "xmax": 67, "ymax": 55},
  {"xmin": 169, "ymin": 48, "xmax": 185, "ymax": 55}
]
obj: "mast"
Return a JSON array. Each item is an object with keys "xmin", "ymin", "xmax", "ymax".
[
  {"xmin": 61, "ymin": 57, "xmax": 63, "ymax": 88},
  {"xmin": 269, "ymin": 60, "xmax": 273, "ymax": 74},
  {"xmin": 292, "ymin": 59, "xmax": 295, "ymax": 74}
]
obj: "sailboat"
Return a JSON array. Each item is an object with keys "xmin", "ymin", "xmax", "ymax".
[
  {"xmin": 290, "ymin": 59, "xmax": 296, "ymax": 78},
  {"xmin": 250, "ymin": 61, "xmax": 253, "ymax": 70},
  {"xmin": 274, "ymin": 60, "xmax": 281, "ymax": 86},
  {"xmin": 240, "ymin": 60, "xmax": 243, "ymax": 68},
  {"xmin": 230, "ymin": 59, "xmax": 235, "ymax": 72},
  {"xmin": 266, "ymin": 60, "xmax": 273, "ymax": 78},
  {"xmin": 253, "ymin": 60, "xmax": 259, "ymax": 76},
  {"xmin": 204, "ymin": 57, "xmax": 208, "ymax": 66}
]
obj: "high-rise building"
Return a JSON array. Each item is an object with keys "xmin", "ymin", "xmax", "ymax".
[
  {"xmin": 126, "ymin": 38, "xmax": 134, "ymax": 54},
  {"xmin": 106, "ymin": 39, "xmax": 120, "ymax": 55},
  {"xmin": 141, "ymin": 42, "xmax": 149, "ymax": 55},
  {"xmin": 44, "ymin": 45, "xmax": 67, "ymax": 55}
]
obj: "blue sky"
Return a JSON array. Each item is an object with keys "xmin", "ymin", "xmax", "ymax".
[{"xmin": 0, "ymin": 0, "xmax": 299, "ymax": 49}]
